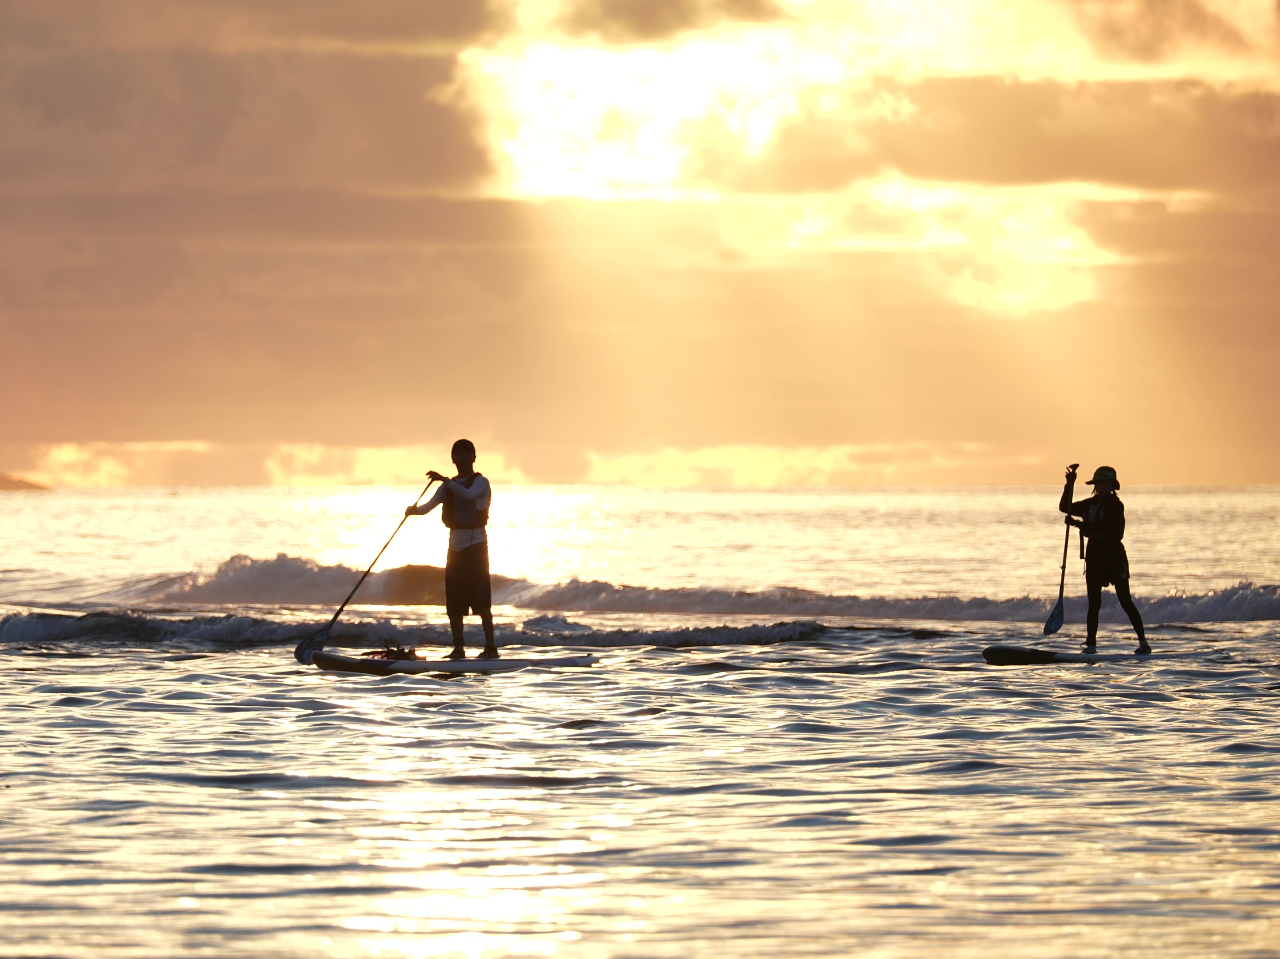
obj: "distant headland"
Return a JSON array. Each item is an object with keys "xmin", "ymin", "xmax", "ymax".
[{"xmin": 0, "ymin": 473, "xmax": 48, "ymax": 491}]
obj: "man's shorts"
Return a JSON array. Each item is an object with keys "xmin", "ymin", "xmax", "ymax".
[{"xmin": 445, "ymin": 542, "xmax": 492, "ymax": 618}]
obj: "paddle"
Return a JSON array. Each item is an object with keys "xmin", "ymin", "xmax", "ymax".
[
  {"xmin": 294, "ymin": 478, "xmax": 436, "ymax": 664},
  {"xmin": 1043, "ymin": 463, "xmax": 1079, "ymax": 636},
  {"xmin": 1043, "ymin": 519, "xmax": 1072, "ymax": 635}
]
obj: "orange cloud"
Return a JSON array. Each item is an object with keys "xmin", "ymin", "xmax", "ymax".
[{"xmin": 19, "ymin": 442, "xmax": 529, "ymax": 488}]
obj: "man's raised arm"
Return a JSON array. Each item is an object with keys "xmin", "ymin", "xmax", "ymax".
[{"xmin": 443, "ymin": 475, "xmax": 490, "ymax": 501}]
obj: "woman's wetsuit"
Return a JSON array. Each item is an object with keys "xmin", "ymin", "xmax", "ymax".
[{"xmin": 1059, "ymin": 482, "xmax": 1146, "ymax": 646}]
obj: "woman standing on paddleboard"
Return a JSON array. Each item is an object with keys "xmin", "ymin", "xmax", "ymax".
[{"xmin": 1059, "ymin": 465, "xmax": 1150, "ymax": 655}]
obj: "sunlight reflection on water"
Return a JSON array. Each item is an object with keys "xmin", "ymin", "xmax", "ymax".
[
  {"xmin": 3, "ymin": 487, "xmax": 1280, "ymax": 956},
  {"xmin": 2, "ymin": 624, "xmax": 1278, "ymax": 957}
]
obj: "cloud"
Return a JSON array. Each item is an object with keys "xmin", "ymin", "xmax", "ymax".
[
  {"xmin": 1063, "ymin": 0, "xmax": 1251, "ymax": 62},
  {"xmin": 466, "ymin": 37, "xmax": 1280, "ymax": 199},
  {"xmin": 0, "ymin": 0, "xmax": 505, "ymax": 52},
  {"xmin": 1077, "ymin": 195, "xmax": 1280, "ymax": 260},
  {"xmin": 560, "ymin": 0, "xmax": 784, "ymax": 43},
  {"xmin": 21, "ymin": 441, "xmax": 248, "ymax": 487},
  {"xmin": 10, "ymin": 439, "xmax": 1051, "ymax": 489},
  {"xmin": 732, "ymin": 77, "xmax": 1280, "ymax": 195},
  {"xmin": 0, "ymin": 191, "xmax": 530, "ymax": 243},
  {"xmin": 191, "ymin": 0, "xmax": 503, "ymax": 45},
  {"xmin": 0, "ymin": 48, "xmax": 490, "ymax": 191},
  {"xmin": 0, "ymin": 181, "xmax": 1120, "ymax": 315},
  {"xmin": 264, "ymin": 444, "xmax": 529, "ymax": 486},
  {"xmin": 15, "ymin": 441, "xmax": 528, "ymax": 487}
]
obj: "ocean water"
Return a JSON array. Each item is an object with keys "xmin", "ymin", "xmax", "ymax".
[{"xmin": 2, "ymin": 486, "xmax": 1279, "ymax": 957}]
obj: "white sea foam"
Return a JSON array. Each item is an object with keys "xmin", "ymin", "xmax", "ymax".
[{"xmin": 124, "ymin": 554, "xmax": 1280, "ymax": 624}]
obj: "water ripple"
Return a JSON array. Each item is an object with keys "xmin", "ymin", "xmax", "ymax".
[{"xmin": 1, "ymin": 623, "xmax": 1278, "ymax": 957}]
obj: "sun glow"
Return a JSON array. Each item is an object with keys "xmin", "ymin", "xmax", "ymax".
[
  {"xmin": 462, "ymin": 0, "xmax": 1280, "ymax": 201},
  {"xmin": 455, "ymin": 1, "xmax": 1277, "ymax": 313},
  {"xmin": 462, "ymin": 30, "xmax": 854, "ymax": 200}
]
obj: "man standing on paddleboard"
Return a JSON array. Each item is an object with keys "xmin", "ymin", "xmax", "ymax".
[
  {"xmin": 405, "ymin": 439, "xmax": 497, "ymax": 660},
  {"xmin": 1059, "ymin": 465, "xmax": 1150, "ymax": 655}
]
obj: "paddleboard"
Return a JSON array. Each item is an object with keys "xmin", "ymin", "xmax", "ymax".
[
  {"xmin": 311, "ymin": 650, "xmax": 598, "ymax": 676},
  {"xmin": 982, "ymin": 644, "xmax": 1196, "ymax": 666}
]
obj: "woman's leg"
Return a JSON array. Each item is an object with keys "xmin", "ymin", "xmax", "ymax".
[
  {"xmin": 1114, "ymin": 578, "xmax": 1148, "ymax": 647},
  {"xmin": 1086, "ymin": 577, "xmax": 1102, "ymax": 646}
]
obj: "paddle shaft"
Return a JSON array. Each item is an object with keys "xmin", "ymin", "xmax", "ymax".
[
  {"xmin": 1056, "ymin": 518, "xmax": 1071, "ymax": 601},
  {"xmin": 1060, "ymin": 464, "xmax": 1081, "ymax": 595},
  {"xmin": 316, "ymin": 479, "xmax": 436, "ymax": 635}
]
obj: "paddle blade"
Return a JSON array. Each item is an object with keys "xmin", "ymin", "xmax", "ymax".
[
  {"xmin": 1043, "ymin": 599, "xmax": 1065, "ymax": 636},
  {"xmin": 294, "ymin": 629, "xmax": 328, "ymax": 665}
]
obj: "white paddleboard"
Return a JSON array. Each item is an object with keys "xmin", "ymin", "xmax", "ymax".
[{"xmin": 311, "ymin": 650, "xmax": 597, "ymax": 676}]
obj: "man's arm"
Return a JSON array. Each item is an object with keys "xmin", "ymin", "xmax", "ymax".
[
  {"xmin": 443, "ymin": 475, "xmax": 490, "ymax": 502},
  {"xmin": 406, "ymin": 485, "xmax": 446, "ymax": 517}
]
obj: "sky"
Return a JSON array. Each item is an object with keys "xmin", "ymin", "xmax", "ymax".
[{"xmin": 2, "ymin": 0, "xmax": 1279, "ymax": 487}]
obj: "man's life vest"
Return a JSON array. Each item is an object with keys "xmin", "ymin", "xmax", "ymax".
[{"xmin": 442, "ymin": 473, "xmax": 488, "ymax": 529}]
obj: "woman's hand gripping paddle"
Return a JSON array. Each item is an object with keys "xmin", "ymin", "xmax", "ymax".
[
  {"xmin": 1044, "ymin": 463, "xmax": 1079, "ymax": 636},
  {"xmin": 294, "ymin": 478, "xmax": 436, "ymax": 664}
]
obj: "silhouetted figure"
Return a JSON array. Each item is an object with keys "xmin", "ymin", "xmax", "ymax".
[
  {"xmin": 405, "ymin": 439, "xmax": 497, "ymax": 660},
  {"xmin": 1059, "ymin": 465, "xmax": 1150, "ymax": 654}
]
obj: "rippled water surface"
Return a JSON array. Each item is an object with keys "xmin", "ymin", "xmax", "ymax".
[
  {"xmin": 5, "ymin": 623, "xmax": 1279, "ymax": 958},
  {"xmin": 3, "ymin": 486, "xmax": 1279, "ymax": 955}
]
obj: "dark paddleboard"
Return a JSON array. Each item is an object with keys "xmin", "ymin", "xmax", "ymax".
[
  {"xmin": 311, "ymin": 650, "xmax": 597, "ymax": 676},
  {"xmin": 983, "ymin": 644, "xmax": 1168, "ymax": 666}
]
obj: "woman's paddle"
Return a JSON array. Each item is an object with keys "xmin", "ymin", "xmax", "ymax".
[
  {"xmin": 294, "ymin": 478, "xmax": 436, "ymax": 664},
  {"xmin": 1043, "ymin": 463, "xmax": 1079, "ymax": 636},
  {"xmin": 1043, "ymin": 518, "xmax": 1072, "ymax": 635}
]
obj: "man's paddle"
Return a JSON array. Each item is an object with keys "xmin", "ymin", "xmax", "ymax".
[
  {"xmin": 1044, "ymin": 463, "xmax": 1079, "ymax": 636},
  {"xmin": 294, "ymin": 478, "xmax": 436, "ymax": 664}
]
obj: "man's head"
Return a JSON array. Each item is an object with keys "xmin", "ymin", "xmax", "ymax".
[{"xmin": 451, "ymin": 438, "xmax": 476, "ymax": 469}]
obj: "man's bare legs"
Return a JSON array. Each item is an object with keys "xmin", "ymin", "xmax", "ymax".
[
  {"xmin": 479, "ymin": 611, "xmax": 498, "ymax": 658},
  {"xmin": 447, "ymin": 611, "xmax": 499, "ymax": 660}
]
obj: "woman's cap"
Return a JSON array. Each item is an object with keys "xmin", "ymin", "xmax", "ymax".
[{"xmin": 1085, "ymin": 465, "xmax": 1119, "ymax": 489}]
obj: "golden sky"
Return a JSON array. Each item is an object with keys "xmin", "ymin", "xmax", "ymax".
[{"xmin": 3, "ymin": 0, "xmax": 1279, "ymax": 486}]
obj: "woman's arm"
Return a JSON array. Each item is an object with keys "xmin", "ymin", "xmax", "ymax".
[{"xmin": 1059, "ymin": 467, "xmax": 1081, "ymax": 516}]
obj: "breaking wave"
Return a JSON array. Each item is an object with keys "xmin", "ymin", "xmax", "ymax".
[
  {"xmin": 0, "ymin": 609, "xmax": 828, "ymax": 654},
  {"xmin": 117, "ymin": 554, "xmax": 1280, "ymax": 625},
  {"xmin": 520, "ymin": 580, "xmax": 1280, "ymax": 624},
  {"xmin": 117, "ymin": 553, "xmax": 513, "ymax": 607}
]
